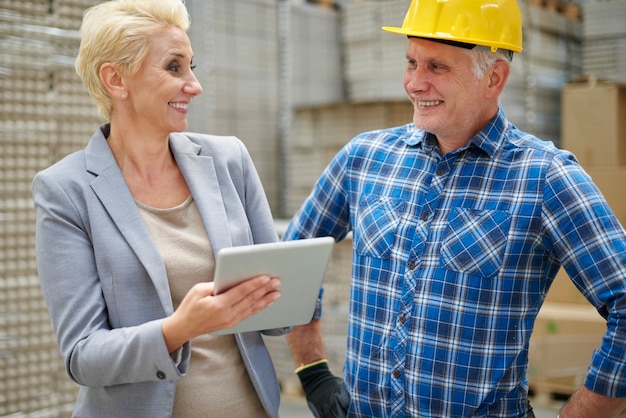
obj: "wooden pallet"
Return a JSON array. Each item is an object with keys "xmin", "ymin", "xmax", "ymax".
[{"xmin": 529, "ymin": 377, "xmax": 580, "ymax": 407}]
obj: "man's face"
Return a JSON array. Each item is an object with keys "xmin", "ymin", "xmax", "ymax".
[{"xmin": 403, "ymin": 38, "xmax": 495, "ymax": 147}]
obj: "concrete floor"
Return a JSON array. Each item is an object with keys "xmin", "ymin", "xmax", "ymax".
[{"xmin": 278, "ymin": 394, "xmax": 564, "ymax": 417}]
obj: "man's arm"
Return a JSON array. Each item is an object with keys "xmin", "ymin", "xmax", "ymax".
[
  {"xmin": 286, "ymin": 319, "xmax": 350, "ymax": 418},
  {"xmin": 286, "ymin": 319, "xmax": 327, "ymax": 367},
  {"xmin": 559, "ymin": 386, "xmax": 626, "ymax": 418}
]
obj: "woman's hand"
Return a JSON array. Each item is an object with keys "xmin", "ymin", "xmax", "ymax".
[{"xmin": 162, "ymin": 275, "xmax": 280, "ymax": 352}]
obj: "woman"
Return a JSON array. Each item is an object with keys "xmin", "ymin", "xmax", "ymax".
[{"xmin": 32, "ymin": 0, "xmax": 285, "ymax": 416}]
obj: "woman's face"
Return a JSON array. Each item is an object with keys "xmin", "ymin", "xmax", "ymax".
[{"xmin": 122, "ymin": 26, "xmax": 202, "ymax": 136}]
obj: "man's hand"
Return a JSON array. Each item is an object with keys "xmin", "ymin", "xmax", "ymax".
[{"xmin": 297, "ymin": 360, "xmax": 350, "ymax": 418}]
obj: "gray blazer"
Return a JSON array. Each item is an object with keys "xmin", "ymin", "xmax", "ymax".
[{"xmin": 33, "ymin": 125, "xmax": 285, "ymax": 418}]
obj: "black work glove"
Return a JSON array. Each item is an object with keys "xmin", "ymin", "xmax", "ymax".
[{"xmin": 297, "ymin": 361, "xmax": 350, "ymax": 418}]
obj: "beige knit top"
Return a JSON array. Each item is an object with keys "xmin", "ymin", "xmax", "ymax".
[{"xmin": 136, "ymin": 196, "xmax": 268, "ymax": 417}]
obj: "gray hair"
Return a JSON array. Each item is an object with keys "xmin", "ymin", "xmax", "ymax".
[{"xmin": 462, "ymin": 47, "xmax": 512, "ymax": 79}]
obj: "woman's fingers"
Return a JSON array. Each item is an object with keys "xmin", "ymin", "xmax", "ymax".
[
  {"xmin": 222, "ymin": 275, "xmax": 281, "ymax": 319},
  {"xmin": 192, "ymin": 275, "xmax": 280, "ymax": 332},
  {"xmin": 163, "ymin": 275, "xmax": 281, "ymax": 349}
]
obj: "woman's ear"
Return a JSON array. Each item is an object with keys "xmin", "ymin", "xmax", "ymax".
[
  {"xmin": 485, "ymin": 60, "xmax": 510, "ymax": 99},
  {"xmin": 99, "ymin": 63, "xmax": 127, "ymax": 100}
]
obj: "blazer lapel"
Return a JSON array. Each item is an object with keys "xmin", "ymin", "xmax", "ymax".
[
  {"xmin": 169, "ymin": 133, "xmax": 233, "ymax": 253},
  {"xmin": 84, "ymin": 127, "xmax": 174, "ymax": 312}
]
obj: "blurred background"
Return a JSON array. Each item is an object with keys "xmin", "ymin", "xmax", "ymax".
[{"xmin": 1, "ymin": 0, "xmax": 625, "ymax": 416}]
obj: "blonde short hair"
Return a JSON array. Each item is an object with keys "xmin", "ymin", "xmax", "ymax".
[{"xmin": 75, "ymin": 0, "xmax": 190, "ymax": 120}]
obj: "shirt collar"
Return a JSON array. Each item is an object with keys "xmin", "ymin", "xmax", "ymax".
[
  {"xmin": 468, "ymin": 105, "xmax": 509, "ymax": 158},
  {"xmin": 402, "ymin": 105, "xmax": 509, "ymax": 158}
]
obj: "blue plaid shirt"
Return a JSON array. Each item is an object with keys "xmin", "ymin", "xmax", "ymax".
[{"xmin": 283, "ymin": 107, "xmax": 626, "ymax": 417}]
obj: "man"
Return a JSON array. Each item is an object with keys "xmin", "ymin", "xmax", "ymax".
[{"xmin": 283, "ymin": 0, "xmax": 626, "ymax": 417}]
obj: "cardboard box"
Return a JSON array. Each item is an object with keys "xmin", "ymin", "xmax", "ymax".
[
  {"xmin": 546, "ymin": 267, "xmax": 590, "ymax": 305},
  {"xmin": 532, "ymin": 303, "xmax": 605, "ymax": 338},
  {"xmin": 528, "ymin": 303, "xmax": 606, "ymax": 400},
  {"xmin": 561, "ymin": 80, "xmax": 626, "ymax": 167}
]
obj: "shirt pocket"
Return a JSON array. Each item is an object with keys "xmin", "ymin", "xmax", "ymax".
[
  {"xmin": 355, "ymin": 194, "xmax": 406, "ymax": 259},
  {"xmin": 440, "ymin": 208, "xmax": 511, "ymax": 278}
]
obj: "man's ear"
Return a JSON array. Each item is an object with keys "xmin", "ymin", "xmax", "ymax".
[
  {"xmin": 99, "ymin": 63, "xmax": 127, "ymax": 100},
  {"xmin": 485, "ymin": 60, "xmax": 510, "ymax": 99}
]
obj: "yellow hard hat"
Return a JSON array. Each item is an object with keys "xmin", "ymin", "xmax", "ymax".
[{"xmin": 382, "ymin": 0, "xmax": 523, "ymax": 53}]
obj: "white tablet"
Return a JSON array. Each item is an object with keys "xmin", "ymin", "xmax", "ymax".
[{"xmin": 210, "ymin": 236, "xmax": 335, "ymax": 335}]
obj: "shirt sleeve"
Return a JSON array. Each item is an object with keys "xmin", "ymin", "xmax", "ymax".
[
  {"xmin": 283, "ymin": 143, "xmax": 354, "ymax": 318},
  {"xmin": 542, "ymin": 152, "xmax": 626, "ymax": 397},
  {"xmin": 283, "ymin": 143, "xmax": 353, "ymax": 242}
]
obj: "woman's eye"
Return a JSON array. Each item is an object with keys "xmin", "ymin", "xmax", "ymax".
[{"xmin": 167, "ymin": 62, "xmax": 181, "ymax": 72}]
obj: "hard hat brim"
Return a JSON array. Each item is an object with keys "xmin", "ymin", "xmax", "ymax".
[
  {"xmin": 381, "ymin": 26, "xmax": 412, "ymax": 36},
  {"xmin": 381, "ymin": 26, "xmax": 522, "ymax": 53}
]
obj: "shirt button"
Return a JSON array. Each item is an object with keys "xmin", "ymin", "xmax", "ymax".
[
  {"xmin": 399, "ymin": 315, "xmax": 407, "ymax": 324},
  {"xmin": 407, "ymin": 261, "xmax": 415, "ymax": 270},
  {"xmin": 420, "ymin": 213, "xmax": 428, "ymax": 221},
  {"xmin": 436, "ymin": 168, "xmax": 445, "ymax": 176},
  {"xmin": 156, "ymin": 371, "xmax": 166, "ymax": 380},
  {"xmin": 393, "ymin": 369, "xmax": 402, "ymax": 378}
]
